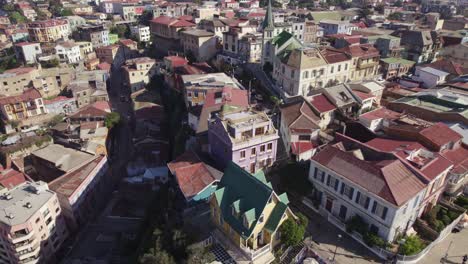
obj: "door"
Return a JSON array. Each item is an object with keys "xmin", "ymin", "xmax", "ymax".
[
  {"xmin": 325, "ymin": 197, "xmax": 333, "ymax": 212},
  {"xmin": 339, "ymin": 205, "xmax": 347, "ymax": 220},
  {"xmin": 250, "ymin": 163, "xmax": 255, "ymax": 173}
]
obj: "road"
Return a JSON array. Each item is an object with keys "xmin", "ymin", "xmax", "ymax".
[{"xmin": 417, "ymin": 227, "xmax": 468, "ymax": 264}]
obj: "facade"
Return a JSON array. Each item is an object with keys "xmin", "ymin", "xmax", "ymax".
[
  {"xmin": 319, "ymin": 20, "xmax": 352, "ymax": 36},
  {"xmin": 130, "ymin": 25, "xmax": 151, "ymax": 42},
  {"xmin": 150, "ymin": 15, "xmax": 196, "ymax": 40},
  {"xmin": 76, "ymin": 24, "xmax": 110, "ymax": 48},
  {"xmin": 0, "ymin": 67, "xmax": 40, "ymax": 97},
  {"xmin": 210, "ymin": 162, "xmax": 294, "ymax": 263},
  {"xmin": 303, "ymin": 21, "xmax": 323, "ymax": 44},
  {"xmin": 208, "ymin": 107, "xmax": 279, "ymax": 173},
  {"xmin": 308, "ymin": 142, "xmax": 427, "ymax": 242},
  {"xmin": 0, "ymin": 181, "xmax": 68, "ymax": 264},
  {"xmin": 95, "ymin": 44, "xmax": 119, "ymax": 64},
  {"xmin": 413, "ymin": 66, "xmax": 449, "ymax": 88},
  {"xmin": 14, "ymin": 42, "xmax": 42, "ymax": 64},
  {"xmin": 55, "ymin": 41, "xmax": 82, "ymax": 64},
  {"xmin": 49, "ymin": 155, "xmax": 110, "ymax": 231},
  {"xmin": 0, "ymin": 88, "xmax": 46, "ymax": 124},
  {"xmin": 180, "ymin": 29, "xmax": 217, "ymax": 62},
  {"xmin": 339, "ymin": 44, "xmax": 381, "ymax": 82},
  {"xmin": 439, "ymin": 43, "xmax": 468, "ymax": 67},
  {"xmin": 44, "ymin": 96, "xmax": 77, "ymax": 115},
  {"xmin": 27, "ymin": 19, "xmax": 70, "ymax": 43},
  {"xmin": 122, "ymin": 57, "xmax": 157, "ymax": 93},
  {"xmin": 394, "ymin": 30, "xmax": 442, "ymax": 64},
  {"xmin": 380, "ymin": 57, "xmax": 415, "ymax": 80}
]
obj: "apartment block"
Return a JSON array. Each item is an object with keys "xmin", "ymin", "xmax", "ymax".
[
  {"xmin": 122, "ymin": 57, "xmax": 157, "ymax": 93},
  {"xmin": 27, "ymin": 19, "xmax": 70, "ymax": 43}
]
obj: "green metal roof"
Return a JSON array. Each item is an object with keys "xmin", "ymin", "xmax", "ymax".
[
  {"xmin": 278, "ymin": 193, "xmax": 290, "ymax": 204},
  {"xmin": 380, "ymin": 57, "xmax": 415, "ymax": 65},
  {"xmin": 232, "ymin": 199, "xmax": 241, "ymax": 213},
  {"xmin": 272, "ymin": 31, "xmax": 293, "ymax": 47},
  {"xmin": 310, "ymin": 11, "xmax": 342, "ymax": 21},
  {"xmin": 215, "ymin": 162, "xmax": 273, "ymax": 239},
  {"xmin": 264, "ymin": 202, "xmax": 288, "ymax": 232}
]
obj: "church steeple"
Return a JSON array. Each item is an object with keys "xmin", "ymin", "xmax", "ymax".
[{"xmin": 261, "ymin": 0, "xmax": 275, "ymax": 31}]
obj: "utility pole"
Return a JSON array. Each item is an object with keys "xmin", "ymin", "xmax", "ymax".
[{"xmin": 442, "ymin": 241, "xmax": 453, "ymax": 263}]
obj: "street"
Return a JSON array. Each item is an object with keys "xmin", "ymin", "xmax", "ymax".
[{"xmin": 417, "ymin": 228, "xmax": 468, "ymax": 264}]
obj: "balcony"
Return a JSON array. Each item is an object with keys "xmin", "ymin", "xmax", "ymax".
[
  {"xmin": 11, "ymin": 231, "xmax": 35, "ymax": 244},
  {"xmin": 357, "ymin": 59, "xmax": 379, "ymax": 69},
  {"xmin": 14, "ymin": 238, "xmax": 37, "ymax": 252},
  {"xmin": 17, "ymin": 244, "xmax": 40, "ymax": 261},
  {"xmin": 240, "ymin": 243, "xmax": 272, "ymax": 261}
]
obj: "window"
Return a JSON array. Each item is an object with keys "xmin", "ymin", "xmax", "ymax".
[
  {"xmin": 413, "ymin": 195, "xmax": 420, "ymax": 208},
  {"xmin": 291, "ymin": 70, "xmax": 295, "ymax": 78},
  {"xmin": 340, "ymin": 183, "xmax": 354, "ymax": 200},
  {"xmin": 355, "ymin": 191, "xmax": 370, "ymax": 209},
  {"xmin": 372, "ymin": 201, "xmax": 388, "ymax": 220},
  {"xmin": 326, "ymin": 175, "xmax": 339, "ymax": 191},
  {"xmin": 313, "ymin": 167, "xmax": 319, "ymax": 179},
  {"xmin": 267, "ymin": 143, "xmax": 273, "ymax": 151},
  {"xmin": 240, "ymin": 150, "xmax": 246, "ymax": 159},
  {"xmin": 219, "ymin": 215, "xmax": 224, "ymax": 225},
  {"xmin": 345, "ymin": 64, "xmax": 348, "ymax": 70},
  {"xmin": 330, "ymin": 66, "xmax": 334, "ymax": 74},
  {"xmin": 338, "ymin": 65, "xmax": 341, "ymax": 72},
  {"xmin": 35, "ymin": 217, "xmax": 40, "ymax": 224},
  {"xmin": 298, "ymin": 135, "xmax": 311, "ymax": 141},
  {"xmin": 255, "ymin": 127, "xmax": 265, "ymax": 135},
  {"xmin": 260, "ymin": 145, "xmax": 266, "ymax": 153},
  {"xmin": 259, "ymin": 215, "xmax": 264, "ymax": 223},
  {"xmin": 303, "ymin": 71, "xmax": 309, "ymax": 79},
  {"xmin": 251, "ymin": 148, "xmax": 256, "ymax": 156},
  {"xmin": 320, "ymin": 171, "xmax": 326, "ymax": 183}
]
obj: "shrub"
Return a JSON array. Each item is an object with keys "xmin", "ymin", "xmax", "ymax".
[
  {"xmin": 400, "ymin": 235, "xmax": 425, "ymax": 256},
  {"xmin": 447, "ymin": 210, "xmax": 459, "ymax": 221},
  {"xmin": 441, "ymin": 215, "xmax": 452, "ymax": 226},
  {"xmin": 280, "ymin": 218, "xmax": 306, "ymax": 247},
  {"xmin": 363, "ymin": 232, "xmax": 387, "ymax": 248},
  {"xmin": 105, "ymin": 112, "xmax": 121, "ymax": 129},
  {"xmin": 454, "ymin": 196, "xmax": 468, "ymax": 209},
  {"xmin": 345, "ymin": 215, "xmax": 368, "ymax": 235}
]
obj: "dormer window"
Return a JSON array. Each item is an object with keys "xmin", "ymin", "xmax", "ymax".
[
  {"xmin": 243, "ymin": 215, "xmax": 249, "ymax": 228},
  {"xmin": 259, "ymin": 214, "xmax": 264, "ymax": 223}
]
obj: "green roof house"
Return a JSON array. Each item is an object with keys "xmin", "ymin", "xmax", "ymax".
[{"xmin": 210, "ymin": 162, "xmax": 295, "ymax": 263}]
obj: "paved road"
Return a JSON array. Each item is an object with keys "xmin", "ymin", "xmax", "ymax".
[{"xmin": 417, "ymin": 227, "xmax": 468, "ymax": 264}]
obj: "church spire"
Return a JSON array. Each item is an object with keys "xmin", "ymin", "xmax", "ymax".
[{"xmin": 262, "ymin": 0, "xmax": 274, "ymax": 31}]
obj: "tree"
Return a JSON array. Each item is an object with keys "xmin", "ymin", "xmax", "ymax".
[
  {"xmin": 399, "ymin": 235, "xmax": 425, "ymax": 255},
  {"xmin": 3, "ymin": 4, "xmax": 15, "ymax": 12},
  {"xmin": 394, "ymin": 0, "xmax": 403, "ymax": 7},
  {"xmin": 105, "ymin": 112, "xmax": 121, "ymax": 129},
  {"xmin": 280, "ymin": 217, "xmax": 307, "ymax": 247},
  {"xmin": 139, "ymin": 10, "xmax": 154, "ymax": 26},
  {"xmin": 9, "ymin": 12, "xmax": 27, "ymax": 24},
  {"xmin": 186, "ymin": 245, "xmax": 215, "ymax": 264},
  {"xmin": 60, "ymin": 8, "xmax": 74, "ymax": 16},
  {"xmin": 388, "ymin": 12, "xmax": 403, "ymax": 21},
  {"xmin": 358, "ymin": 8, "xmax": 373, "ymax": 20},
  {"xmin": 374, "ymin": 4, "xmax": 385, "ymax": 14},
  {"xmin": 40, "ymin": 58, "xmax": 59, "ymax": 68},
  {"xmin": 35, "ymin": 8, "xmax": 49, "ymax": 20},
  {"xmin": 111, "ymin": 24, "xmax": 130, "ymax": 38}
]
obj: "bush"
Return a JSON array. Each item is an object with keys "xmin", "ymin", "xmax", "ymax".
[
  {"xmin": 280, "ymin": 218, "xmax": 306, "ymax": 247},
  {"xmin": 447, "ymin": 210, "xmax": 459, "ymax": 221},
  {"xmin": 441, "ymin": 215, "xmax": 452, "ymax": 226},
  {"xmin": 345, "ymin": 215, "xmax": 368, "ymax": 235},
  {"xmin": 363, "ymin": 232, "xmax": 387, "ymax": 248},
  {"xmin": 400, "ymin": 235, "xmax": 425, "ymax": 256},
  {"xmin": 105, "ymin": 112, "xmax": 121, "ymax": 129},
  {"xmin": 454, "ymin": 196, "xmax": 468, "ymax": 209}
]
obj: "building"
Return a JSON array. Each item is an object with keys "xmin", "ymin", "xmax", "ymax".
[
  {"xmin": 0, "ymin": 67, "xmax": 40, "ymax": 96},
  {"xmin": 181, "ymin": 73, "xmax": 241, "ymax": 108},
  {"xmin": 122, "ymin": 57, "xmax": 157, "ymax": 93},
  {"xmin": 0, "ymin": 88, "xmax": 46, "ymax": 132},
  {"xmin": 303, "ymin": 21, "xmax": 323, "ymax": 44},
  {"xmin": 222, "ymin": 30, "xmax": 264, "ymax": 63},
  {"xmin": 44, "ymin": 96, "xmax": 77, "ymax": 115},
  {"xmin": 75, "ymin": 24, "xmax": 109, "ymax": 48},
  {"xmin": 393, "ymin": 30, "xmax": 442, "ymax": 64},
  {"xmin": 208, "ymin": 107, "xmax": 279, "ymax": 173},
  {"xmin": 439, "ymin": 43, "xmax": 468, "ymax": 67},
  {"xmin": 69, "ymin": 81, "xmax": 108, "ymax": 109},
  {"xmin": 358, "ymin": 107, "xmax": 402, "ymax": 132},
  {"xmin": 272, "ymin": 47, "xmax": 351, "ymax": 97},
  {"xmin": 380, "ymin": 57, "xmax": 415, "ymax": 80},
  {"xmin": 130, "ymin": 25, "xmax": 151, "ymax": 42},
  {"xmin": 280, "ymin": 98, "xmax": 322, "ymax": 161},
  {"xmin": 199, "ymin": 18, "xmax": 229, "ymax": 39},
  {"xmin": 363, "ymin": 35, "xmax": 402, "ymax": 59},
  {"xmin": 49, "ymin": 155, "xmax": 110, "ymax": 231},
  {"xmin": 0, "ymin": 181, "xmax": 68, "ymax": 264},
  {"xmin": 210, "ymin": 162, "xmax": 294, "ymax": 263},
  {"xmin": 55, "ymin": 41, "xmax": 82, "ymax": 64},
  {"xmin": 14, "ymin": 42, "xmax": 42, "ymax": 64},
  {"xmin": 339, "ymin": 44, "xmax": 381, "ymax": 82},
  {"xmin": 167, "ymin": 150, "xmax": 222, "ymax": 204},
  {"xmin": 95, "ymin": 44, "xmax": 120, "ymax": 64},
  {"xmin": 32, "ymin": 67, "xmax": 74, "ymax": 98},
  {"xmin": 63, "ymin": 16, "xmax": 86, "ymax": 31},
  {"xmin": 150, "ymin": 15, "xmax": 196, "ymax": 52},
  {"xmin": 180, "ymin": 29, "xmax": 217, "ymax": 62},
  {"xmin": 319, "ymin": 20, "xmax": 353, "ymax": 36},
  {"xmin": 309, "ymin": 140, "xmax": 427, "ymax": 242},
  {"xmin": 412, "ymin": 67, "xmax": 449, "ymax": 88},
  {"xmin": 27, "ymin": 19, "xmax": 70, "ymax": 43}
]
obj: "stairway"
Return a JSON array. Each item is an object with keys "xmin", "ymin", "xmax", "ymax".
[{"xmin": 280, "ymin": 242, "xmax": 305, "ymax": 264}]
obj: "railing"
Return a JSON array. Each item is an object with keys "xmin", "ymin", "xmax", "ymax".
[
  {"xmin": 241, "ymin": 243, "xmax": 271, "ymax": 260},
  {"xmin": 279, "ymin": 246, "xmax": 292, "ymax": 263}
]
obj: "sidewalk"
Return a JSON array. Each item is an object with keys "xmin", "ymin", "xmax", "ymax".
[
  {"xmin": 291, "ymin": 200, "xmax": 382, "ymax": 264},
  {"xmin": 417, "ymin": 227, "xmax": 468, "ymax": 264}
]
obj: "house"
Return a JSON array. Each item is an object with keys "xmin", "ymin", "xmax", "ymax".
[
  {"xmin": 55, "ymin": 41, "xmax": 82, "ymax": 64},
  {"xmin": 440, "ymin": 43, "xmax": 468, "ymax": 67},
  {"xmin": 392, "ymin": 30, "xmax": 442, "ymax": 64},
  {"xmin": 322, "ymin": 84, "xmax": 360, "ymax": 118},
  {"xmin": 150, "ymin": 15, "xmax": 196, "ymax": 52},
  {"xmin": 130, "ymin": 25, "xmax": 151, "ymax": 42},
  {"xmin": 14, "ymin": 42, "xmax": 42, "ymax": 64},
  {"xmin": 208, "ymin": 107, "xmax": 279, "ymax": 173},
  {"xmin": 180, "ymin": 29, "xmax": 218, "ymax": 62},
  {"xmin": 0, "ymin": 67, "xmax": 40, "ymax": 97},
  {"xmin": 49, "ymin": 155, "xmax": 110, "ymax": 231},
  {"xmin": 422, "ymin": 59, "xmax": 468, "ymax": 81},
  {"xmin": 358, "ymin": 107, "xmax": 401, "ymax": 132},
  {"xmin": 280, "ymin": 98, "xmax": 322, "ymax": 161},
  {"xmin": 348, "ymin": 81, "xmax": 385, "ymax": 106},
  {"xmin": 199, "ymin": 18, "xmax": 229, "ymax": 39},
  {"xmin": 44, "ymin": 96, "xmax": 77, "ymax": 115},
  {"xmin": 309, "ymin": 137, "xmax": 436, "ymax": 243},
  {"xmin": 28, "ymin": 19, "xmax": 70, "ymax": 42},
  {"xmin": 339, "ymin": 44, "xmax": 381, "ymax": 83},
  {"xmin": 319, "ymin": 20, "xmax": 353, "ymax": 36},
  {"xmin": 308, "ymin": 93, "xmax": 336, "ymax": 127},
  {"xmin": 380, "ymin": 57, "xmax": 415, "ymax": 80},
  {"xmin": 167, "ymin": 150, "xmax": 222, "ymax": 204},
  {"xmin": 122, "ymin": 57, "xmax": 157, "ymax": 93},
  {"xmin": 69, "ymin": 81, "xmax": 108, "ymax": 109},
  {"xmin": 181, "ymin": 73, "xmax": 241, "ymax": 108},
  {"xmin": 75, "ymin": 24, "xmax": 110, "ymax": 48},
  {"xmin": 210, "ymin": 162, "xmax": 295, "ymax": 264},
  {"xmin": 412, "ymin": 67, "xmax": 449, "ymax": 88}
]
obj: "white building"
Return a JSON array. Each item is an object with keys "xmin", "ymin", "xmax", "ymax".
[
  {"xmin": 55, "ymin": 41, "xmax": 82, "ymax": 64},
  {"xmin": 14, "ymin": 42, "xmax": 42, "ymax": 64},
  {"xmin": 130, "ymin": 25, "xmax": 151, "ymax": 42},
  {"xmin": 413, "ymin": 66, "xmax": 450, "ymax": 88}
]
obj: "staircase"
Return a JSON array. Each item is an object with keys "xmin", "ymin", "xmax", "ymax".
[{"xmin": 280, "ymin": 242, "xmax": 305, "ymax": 264}]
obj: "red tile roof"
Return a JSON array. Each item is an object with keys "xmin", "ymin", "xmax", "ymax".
[
  {"xmin": 70, "ymin": 105, "xmax": 108, "ymax": 119},
  {"xmin": 167, "ymin": 151, "xmax": 221, "ymax": 200},
  {"xmin": 97, "ymin": 62, "xmax": 111, "ymax": 71},
  {"xmin": 291, "ymin": 141, "xmax": 316, "ymax": 154},
  {"xmin": 366, "ymin": 138, "xmax": 423, "ymax": 153},
  {"xmin": 320, "ymin": 48, "xmax": 350, "ymax": 64},
  {"xmin": 420, "ymin": 123, "xmax": 463, "ymax": 149},
  {"xmin": 0, "ymin": 88, "xmax": 41, "ymax": 105},
  {"xmin": 204, "ymin": 87, "xmax": 249, "ymax": 108},
  {"xmin": 359, "ymin": 107, "xmax": 401, "ymax": 121},
  {"xmin": 92, "ymin": 101, "xmax": 111, "ymax": 112},
  {"xmin": 3, "ymin": 67, "xmax": 36, "ymax": 76},
  {"xmin": 165, "ymin": 56, "xmax": 188, "ymax": 69},
  {"xmin": 441, "ymin": 146, "xmax": 468, "ymax": 175},
  {"xmin": 171, "ymin": 19, "xmax": 196, "ymax": 27},
  {"xmin": 339, "ymin": 44, "xmax": 380, "ymax": 59},
  {"xmin": 151, "ymin": 15, "xmax": 177, "ymax": 25},
  {"xmin": 352, "ymin": 90, "xmax": 375, "ymax": 100},
  {"xmin": 44, "ymin": 96, "xmax": 72, "ymax": 104},
  {"xmin": 0, "ymin": 169, "xmax": 27, "ymax": 189},
  {"xmin": 313, "ymin": 145, "xmax": 425, "ymax": 206},
  {"xmin": 309, "ymin": 94, "xmax": 336, "ymax": 113}
]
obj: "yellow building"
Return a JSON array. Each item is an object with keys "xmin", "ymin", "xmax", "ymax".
[
  {"xmin": 122, "ymin": 57, "xmax": 157, "ymax": 93},
  {"xmin": 210, "ymin": 162, "xmax": 296, "ymax": 263},
  {"xmin": 28, "ymin": 19, "xmax": 70, "ymax": 43}
]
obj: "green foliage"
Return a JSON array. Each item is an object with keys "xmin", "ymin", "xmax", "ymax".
[
  {"xmin": 345, "ymin": 215, "xmax": 368, "ymax": 235},
  {"xmin": 47, "ymin": 114, "xmax": 64, "ymax": 127},
  {"xmin": 277, "ymin": 162, "xmax": 312, "ymax": 196},
  {"xmin": 111, "ymin": 24, "xmax": 130, "ymax": 38},
  {"xmin": 60, "ymin": 8, "xmax": 74, "ymax": 16},
  {"xmin": 139, "ymin": 10, "xmax": 154, "ymax": 26},
  {"xmin": 3, "ymin": 4, "xmax": 15, "ymax": 12},
  {"xmin": 105, "ymin": 112, "xmax": 121, "ymax": 129},
  {"xmin": 8, "ymin": 12, "xmax": 27, "ymax": 24},
  {"xmin": 0, "ymin": 57, "xmax": 20, "ymax": 73},
  {"xmin": 455, "ymin": 195, "xmax": 468, "ymax": 209},
  {"xmin": 374, "ymin": 4, "xmax": 385, "ymax": 14},
  {"xmin": 388, "ymin": 12, "xmax": 403, "ymax": 21},
  {"xmin": 363, "ymin": 232, "xmax": 387, "ymax": 248},
  {"xmin": 393, "ymin": 0, "xmax": 403, "ymax": 7},
  {"xmin": 186, "ymin": 245, "xmax": 215, "ymax": 264},
  {"xmin": 280, "ymin": 218, "xmax": 306, "ymax": 247},
  {"xmin": 297, "ymin": 213, "xmax": 309, "ymax": 228},
  {"xmin": 399, "ymin": 235, "xmax": 425, "ymax": 256},
  {"xmin": 358, "ymin": 8, "xmax": 373, "ymax": 20},
  {"xmin": 40, "ymin": 59, "xmax": 60, "ymax": 69}
]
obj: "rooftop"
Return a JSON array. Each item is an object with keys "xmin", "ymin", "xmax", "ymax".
[{"xmin": 32, "ymin": 144, "xmax": 95, "ymax": 173}]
